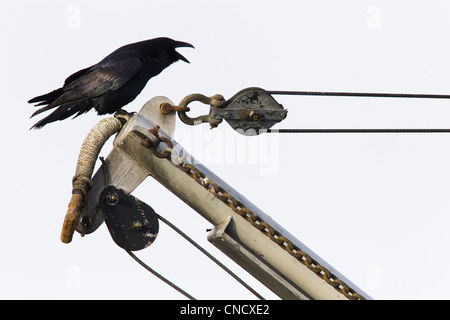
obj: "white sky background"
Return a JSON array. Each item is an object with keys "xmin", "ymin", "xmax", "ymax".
[{"xmin": 2, "ymin": 1, "xmax": 450, "ymax": 299}]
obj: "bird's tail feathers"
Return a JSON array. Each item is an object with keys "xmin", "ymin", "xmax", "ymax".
[
  {"xmin": 28, "ymin": 88, "xmax": 64, "ymax": 105},
  {"xmin": 30, "ymin": 101, "xmax": 88, "ymax": 129},
  {"xmin": 30, "ymin": 104, "xmax": 59, "ymax": 118},
  {"xmin": 29, "ymin": 88, "xmax": 65, "ymax": 118}
]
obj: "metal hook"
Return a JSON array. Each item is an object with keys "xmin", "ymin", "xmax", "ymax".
[{"xmin": 177, "ymin": 93, "xmax": 225, "ymax": 128}]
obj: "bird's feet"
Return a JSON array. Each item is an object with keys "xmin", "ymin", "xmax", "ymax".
[
  {"xmin": 114, "ymin": 109, "xmax": 136, "ymax": 124},
  {"xmin": 115, "ymin": 109, "xmax": 136, "ymax": 117}
]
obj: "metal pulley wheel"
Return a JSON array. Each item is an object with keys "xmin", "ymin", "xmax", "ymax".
[
  {"xmin": 212, "ymin": 87, "xmax": 288, "ymax": 135},
  {"xmin": 101, "ymin": 186, "xmax": 159, "ymax": 251}
]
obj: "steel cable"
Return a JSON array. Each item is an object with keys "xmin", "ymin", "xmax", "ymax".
[
  {"xmin": 156, "ymin": 213, "xmax": 265, "ymax": 300},
  {"xmin": 266, "ymin": 128, "xmax": 450, "ymax": 133},
  {"xmin": 266, "ymin": 90, "xmax": 450, "ymax": 134},
  {"xmin": 125, "ymin": 249, "xmax": 196, "ymax": 300},
  {"xmin": 267, "ymin": 90, "xmax": 450, "ymax": 99}
]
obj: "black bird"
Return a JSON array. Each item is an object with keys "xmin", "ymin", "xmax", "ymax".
[{"xmin": 28, "ymin": 37, "xmax": 194, "ymax": 129}]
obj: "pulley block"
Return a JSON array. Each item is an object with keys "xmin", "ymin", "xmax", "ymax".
[
  {"xmin": 101, "ymin": 186, "xmax": 159, "ymax": 251},
  {"xmin": 211, "ymin": 87, "xmax": 288, "ymax": 135}
]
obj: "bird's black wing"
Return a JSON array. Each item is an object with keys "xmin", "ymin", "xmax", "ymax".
[
  {"xmin": 58, "ymin": 54, "xmax": 143, "ymax": 104},
  {"xmin": 31, "ymin": 53, "xmax": 143, "ymax": 118}
]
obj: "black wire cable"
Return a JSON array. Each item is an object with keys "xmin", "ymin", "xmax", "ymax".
[
  {"xmin": 267, "ymin": 90, "xmax": 450, "ymax": 100},
  {"xmin": 104, "ymin": 155, "xmax": 261, "ymax": 300},
  {"xmin": 266, "ymin": 90, "xmax": 450, "ymax": 134},
  {"xmin": 126, "ymin": 249, "xmax": 196, "ymax": 300},
  {"xmin": 267, "ymin": 128, "xmax": 450, "ymax": 134},
  {"xmin": 101, "ymin": 157, "xmax": 195, "ymax": 300},
  {"xmin": 125, "ymin": 213, "xmax": 266, "ymax": 300},
  {"xmin": 157, "ymin": 213, "xmax": 265, "ymax": 300}
]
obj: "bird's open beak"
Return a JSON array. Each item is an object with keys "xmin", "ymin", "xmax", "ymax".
[{"xmin": 174, "ymin": 41, "xmax": 195, "ymax": 63}]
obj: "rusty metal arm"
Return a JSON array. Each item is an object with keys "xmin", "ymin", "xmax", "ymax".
[{"xmin": 70, "ymin": 96, "xmax": 371, "ymax": 300}]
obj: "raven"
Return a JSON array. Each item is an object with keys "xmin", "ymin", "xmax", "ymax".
[{"xmin": 28, "ymin": 37, "xmax": 194, "ymax": 129}]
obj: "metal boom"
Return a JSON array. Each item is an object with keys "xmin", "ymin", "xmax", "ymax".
[{"xmin": 68, "ymin": 96, "xmax": 371, "ymax": 300}]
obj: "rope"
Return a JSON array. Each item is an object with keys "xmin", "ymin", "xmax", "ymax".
[
  {"xmin": 157, "ymin": 213, "xmax": 265, "ymax": 300},
  {"xmin": 125, "ymin": 249, "xmax": 196, "ymax": 300},
  {"xmin": 72, "ymin": 117, "xmax": 123, "ymax": 196},
  {"xmin": 62, "ymin": 116, "xmax": 124, "ymax": 244}
]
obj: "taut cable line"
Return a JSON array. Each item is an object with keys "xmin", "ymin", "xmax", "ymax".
[
  {"xmin": 266, "ymin": 90, "xmax": 450, "ymax": 134},
  {"xmin": 267, "ymin": 90, "xmax": 450, "ymax": 100}
]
